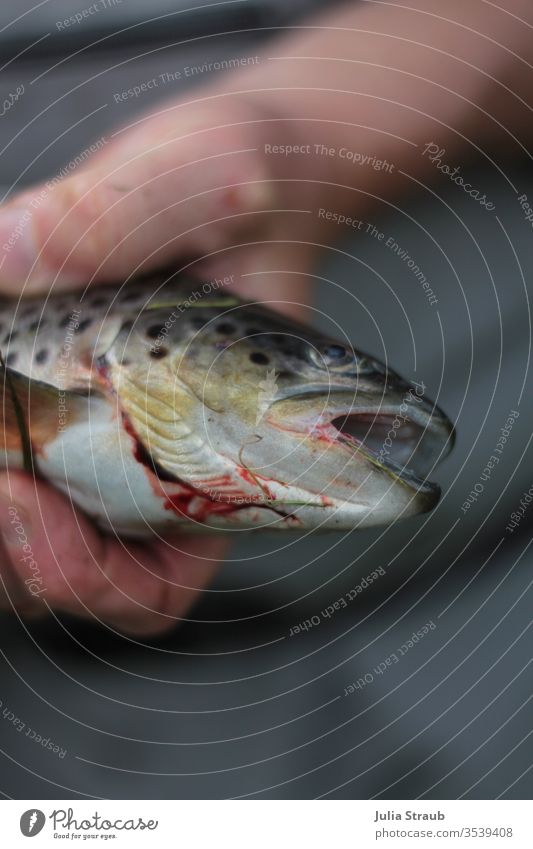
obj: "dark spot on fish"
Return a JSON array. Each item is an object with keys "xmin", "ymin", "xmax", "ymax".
[
  {"xmin": 277, "ymin": 370, "xmax": 292, "ymax": 379},
  {"xmin": 192, "ymin": 317, "xmax": 208, "ymax": 328},
  {"xmin": 5, "ymin": 352, "xmax": 17, "ymax": 366},
  {"xmin": 121, "ymin": 358, "xmax": 131, "ymax": 367},
  {"xmin": 121, "ymin": 320, "xmax": 133, "ymax": 332},
  {"xmin": 90, "ymin": 297, "xmax": 108, "ymax": 308},
  {"xmin": 76, "ymin": 318, "xmax": 93, "ymax": 333},
  {"xmin": 146, "ymin": 325, "xmax": 162, "ymax": 339},
  {"xmin": 59, "ymin": 314, "xmax": 73, "ymax": 328},
  {"xmin": 246, "ymin": 327, "xmax": 260, "ymax": 336},
  {"xmin": 216, "ymin": 322, "xmax": 235, "ymax": 335},
  {"xmin": 29, "ymin": 319, "xmax": 44, "ymax": 332},
  {"xmin": 250, "ymin": 352, "xmax": 270, "ymax": 366},
  {"xmin": 3, "ymin": 330, "xmax": 18, "ymax": 344},
  {"xmin": 150, "ymin": 347, "xmax": 168, "ymax": 359},
  {"xmin": 35, "ymin": 349, "xmax": 49, "ymax": 365}
]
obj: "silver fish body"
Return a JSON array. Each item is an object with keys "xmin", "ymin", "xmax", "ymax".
[{"xmin": 0, "ymin": 276, "xmax": 455, "ymax": 536}]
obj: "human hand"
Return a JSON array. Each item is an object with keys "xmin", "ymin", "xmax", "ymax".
[
  {"xmin": 5, "ymin": 0, "xmax": 525, "ymax": 636},
  {"xmin": 0, "ymin": 93, "xmax": 312, "ymax": 636}
]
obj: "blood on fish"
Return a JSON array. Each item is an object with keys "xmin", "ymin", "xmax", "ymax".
[
  {"xmin": 236, "ymin": 464, "xmax": 280, "ymax": 502},
  {"xmin": 163, "ymin": 491, "xmax": 251, "ymax": 521},
  {"xmin": 120, "ymin": 408, "xmax": 279, "ymax": 522},
  {"xmin": 107, "ymin": 366, "xmax": 319, "ymax": 525},
  {"xmin": 120, "ymin": 412, "xmax": 178, "ymax": 483},
  {"xmin": 164, "ymin": 469, "xmax": 283, "ymax": 521}
]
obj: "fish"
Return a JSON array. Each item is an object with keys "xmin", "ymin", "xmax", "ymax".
[{"xmin": 0, "ymin": 273, "xmax": 455, "ymax": 536}]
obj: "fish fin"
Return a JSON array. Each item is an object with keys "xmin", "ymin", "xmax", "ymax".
[
  {"xmin": 0, "ymin": 364, "xmax": 89, "ymax": 460},
  {"xmin": 72, "ymin": 316, "xmax": 124, "ymax": 363},
  {"xmin": 90, "ymin": 316, "xmax": 125, "ymax": 360}
]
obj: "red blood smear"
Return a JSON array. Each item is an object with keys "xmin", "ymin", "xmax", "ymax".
[
  {"xmin": 120, "ymin": 411, "xmax": 271, "ymax": 521},
  {"xmin": 163, "ymin": 491, "xmax": 252, "ymax": 522},
  {"xmin": 119, "ymin": 398, "xmax": 303, "ymax": 523},
  {"xmin": 163, "ymin": 472, "xmax": 276, "ymax": 522}
]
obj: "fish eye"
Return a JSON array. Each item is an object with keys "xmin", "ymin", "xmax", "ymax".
[
  {"xmin": 309, "ymin": 342, "xmax": 357, "ymax": 370},
  {"xmin": 322, "ymin": 344, "xmax": 347, "ymax": 361}
]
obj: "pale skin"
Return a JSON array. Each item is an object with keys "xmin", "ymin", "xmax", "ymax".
[{"xmin": 0, "ymin": 0, "xmax": 531, "ymax": 635}]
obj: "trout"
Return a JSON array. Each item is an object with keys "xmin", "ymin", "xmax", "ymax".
[{"xmin": 0, "ymin": 276, "xmax": 454, "ymax": 536}]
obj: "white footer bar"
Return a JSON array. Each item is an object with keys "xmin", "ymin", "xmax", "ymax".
[{"xmin": 1, "ymin": 799, "xmax": 530, "ymax": 848}]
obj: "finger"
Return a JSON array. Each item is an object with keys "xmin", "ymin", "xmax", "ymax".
[
  {"xmin": 193, "ymin": 243, "xmax": 315, "ymax": 319},
  {"xmin": 0, "ymin": 471, "xmax": 225, "ymax": 637},
  {"xmin": 0, "ymin": 496, "xmax": 47, "ymax": 615},
  {"xmin": 0, "ymin": 536, "xmax": 44, "ymax": 618},
  {"xmin": 0, "ymin": 101, "xmax": 271, "ymax": 295}
]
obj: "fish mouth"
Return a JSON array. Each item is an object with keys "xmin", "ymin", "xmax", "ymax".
[
  {"xmin": 329, "ymin": 410, "xmax": 452, "ymax": 497},
  {"xmin": 268, "ymin": 384, "xmax": 455, "ymax": 502}
]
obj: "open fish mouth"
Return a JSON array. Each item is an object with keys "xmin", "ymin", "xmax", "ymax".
[
  {"xmin": 267, "ymin": 382, "xmax": 455, "ymax": 506},
  {"xmin": 329, "ymin": 409, "xmax": 453, "ymax": 496}
]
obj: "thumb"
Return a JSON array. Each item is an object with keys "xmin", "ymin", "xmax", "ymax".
[{"xmin": 0, "ymin": 100, "xmax": 272, "ymax": 295}]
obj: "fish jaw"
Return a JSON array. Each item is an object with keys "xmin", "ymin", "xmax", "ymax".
[
  {"xmin": 213, "ymin": 385, "xmax": 454, "ymax": 529},
  {"xmin": 106, "ymin": 364, "xmax": 453, "ymax": 531},
  {"xmin": 0, "ymin": 276, "xmax": 456, "ymax": 535}
]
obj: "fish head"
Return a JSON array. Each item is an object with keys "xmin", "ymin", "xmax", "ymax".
[{"xmin": 110, "ymin": 296, "xmax": 455, "ymax": 530}]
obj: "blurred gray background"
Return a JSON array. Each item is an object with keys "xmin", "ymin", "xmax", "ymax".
[{"xmin": 0, "ymin": 0, "xmax": 531, "ymax": 800}]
